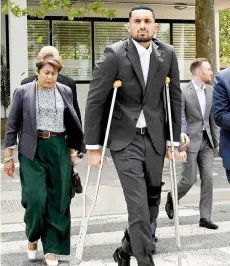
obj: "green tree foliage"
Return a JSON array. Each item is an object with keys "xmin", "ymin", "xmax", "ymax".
[
  {"xmin": 2, "ymin": 0, "xmax": 116, "ymax": 20},
  {"xmin": 219, "ymin": 9, "xmax": 230, "ymax": 65}
]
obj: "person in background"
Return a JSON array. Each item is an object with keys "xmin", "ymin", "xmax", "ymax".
[
  {"xmin": 4, "ymin": 48, "xmax": 83, "ymax": 266},
  {"xmin": 212, "ymin": 67, "xmax": 230, "ymax": 184},
  {"xmin": 165, "ymin": 58, "xmax": 219, "ymax": 230}
]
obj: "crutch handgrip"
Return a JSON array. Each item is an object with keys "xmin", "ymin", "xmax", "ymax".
[
  {"xmin": 113, "ymin": 80, "xmax": 122, "ymax": 88},
  {"xmin": 165, "ymin": 77, "xmax": 170, "ymax": 84}
]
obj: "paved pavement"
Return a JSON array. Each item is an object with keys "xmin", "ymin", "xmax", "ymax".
[{"xmin": 1, "ymin": 149, "xmax": 230, "ymax": 265}]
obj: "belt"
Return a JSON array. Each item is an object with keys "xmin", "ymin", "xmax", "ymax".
[
  {"xmin": 136, "ymin": 127, "xmax": 148, "ymax": 134},
  {"xmin": 38, "ymin": 130, "xmax": 60, "ymax": 139}
]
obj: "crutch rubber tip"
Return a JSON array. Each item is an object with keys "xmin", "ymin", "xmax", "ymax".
[
  {"xmin": 165, "ymin": 77, "xmax": 170, "ymax": 83},
  {"xmin": 113, "ymin": 80, "xmax": 122, "ymax": 88}
]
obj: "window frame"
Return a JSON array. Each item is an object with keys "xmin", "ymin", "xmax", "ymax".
[
  {"xmin": 52, "ymin": 20, "xmax": 93, "ymax": 80},
  {"xmin": 6, "ymin": 15, "xmax": 195, "ymax": 83}
]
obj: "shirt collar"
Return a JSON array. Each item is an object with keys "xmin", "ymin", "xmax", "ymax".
[
  {"xmin": 192, "ymin": 80, "xmax": 206, "ymax": 91},
  {"xmin": 132, "ymin": 38, "xmax": 152, "ymax": 55}
]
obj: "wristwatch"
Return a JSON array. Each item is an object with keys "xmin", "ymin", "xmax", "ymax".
[{"xmin": 4, "ymin": 156, "xmax": 14, "ymax": 163}]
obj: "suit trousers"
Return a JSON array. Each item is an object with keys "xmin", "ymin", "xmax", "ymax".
[
  {"xmin": 19, "ymin": 134, "xmax": 72, "ymax": 255},
  {"xmin": 111, "ymin": 133, "xmax": 165, "ymax": 266},
  {"xmin": 177, "ymin": 131, "xmax": 213, "ymax": 219}
]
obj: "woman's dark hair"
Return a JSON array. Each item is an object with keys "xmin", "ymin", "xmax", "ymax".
[{"xmin": 36, "ymin": 52, "xmax": 63, "ymax": 72}]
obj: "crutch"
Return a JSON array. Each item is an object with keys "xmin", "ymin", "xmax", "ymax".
[
  {"xmin": 74, "ymin": 80, "xmax": 122, "ymax": 265},
  {"xmin": 165, "ymin": 77, "xmax": 182, "ymax": 266}
]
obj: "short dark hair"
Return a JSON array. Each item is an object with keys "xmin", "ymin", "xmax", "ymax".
[
  {"xmin": 36, "ymin": 53, "xmax": 63, "ymax": 73},
  {"xmin": 129, "ymin": 6, "xmax": 155, "ymax": 20},
  {"xmin": 190, "ymin": 58, "xmax": 209, "ymax": 74}
]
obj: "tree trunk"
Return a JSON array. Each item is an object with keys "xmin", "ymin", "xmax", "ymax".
[{"xmin": 195, "ymin": 0, "xmax": 217, "ymax": 75}]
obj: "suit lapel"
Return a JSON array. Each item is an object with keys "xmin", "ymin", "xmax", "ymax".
[
  {"xmin": 56, "ymin": 82, "xmax": 71, "ymax": 106},
  {"xmin": 29, "ymin": 81, "xmax": 37, "ymax": 137},
  {"xmin": 145, "ymin": 42, "xmax": 160, "ymax": 95},
  {"xmin": 57, "ymin": 83, "xmax": 82, "ymax": 131},
  {"xmin": 190, "ymin": 81, "xmax": 203, "ymax": 118},
  {"xmin": 126, "ymin": 38, "xmax": 145, "ymax": 93}
]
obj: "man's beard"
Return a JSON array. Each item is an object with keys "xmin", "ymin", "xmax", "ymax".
[
  {"xmin": 203, "ymin": 77, "xmax": 212, "ymax": 85},
  {"xmin": 205, "ymin": 79, "xmax": 212, "ymax": 85},
  {"xmin": 132, "ymin": 36, "xmax": 153, "ymax": 43}
]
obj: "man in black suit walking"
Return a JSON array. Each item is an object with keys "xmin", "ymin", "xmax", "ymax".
[{"xmin": 84, "ymin": 6, "xmax": 181, "ymax": 266}]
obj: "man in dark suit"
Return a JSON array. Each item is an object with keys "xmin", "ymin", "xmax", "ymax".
[
  {"xmin": 213, "ymin": 67, "xmax": 230, "ymax": 184},
  {"xmin": 84, "ymin": 6, "xmax": 181, "ymax": 266}
]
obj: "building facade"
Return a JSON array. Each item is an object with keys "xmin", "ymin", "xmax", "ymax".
[{"xmin": 1, "ymin": 0, "xmax": 229, "ymax": 121}]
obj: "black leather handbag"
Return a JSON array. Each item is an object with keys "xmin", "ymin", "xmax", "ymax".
[{"xmin": 71, "ymin": 170, "xmax": 83, "ymax": 198}]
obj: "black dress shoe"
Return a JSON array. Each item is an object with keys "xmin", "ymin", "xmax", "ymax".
[
  {"xmin": 153, "ymin": 235, "xmax": 158, "ymax": 243},
  {"xmin": 165, "ymin": 192, "xmax": 174, "ymax": 219},
  {"xmin": 199, "ymin": 218, "xmax": 219, "ymax": 230},
  {"xmin": 113, "ymin": 247, "xmax": 130, "ymax": 266}
]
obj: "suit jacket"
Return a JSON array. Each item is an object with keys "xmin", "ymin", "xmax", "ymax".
[
  {"xmin": 84, "ymin": 37, "xmax": 181, "ymax": 155},
  {"xmin": 181, "ymin": 81, "xmax": 219, "ymax": 152},
  {"xmin": 5, "ymin": 81, "xmax": 83, "ymax": 160},
  {"xmin": 21, "ymin": 73, "xmax": 82, "ymax": 126},
  {"xmin": 213, "ymin": 67, "xmax": 230, "ymax": 169},
  {"xmin": 21, "ymin": 73, "xmax": 86, "ymax": 153}
]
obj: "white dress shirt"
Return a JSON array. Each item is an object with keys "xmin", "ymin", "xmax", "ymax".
[
  {"xmin": 192, "ymin": 80, "xmax": 206, "ymax": 118},
  {"xmin": 86, "ymin": 39, "xmax": 178, "ymax": 150},
  {"xmin": 133, "ymin": 39, "xmax": 151, "ymax": 128}
]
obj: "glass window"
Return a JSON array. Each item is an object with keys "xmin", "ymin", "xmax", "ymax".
[
  {"xmin": 52, "ymin": 21, "xmax": 92, "ymax": 80},
  {"xmin": 156, "ymin": 23, "xmax": 170, "ymax": 43},
  {"xmin": 26, "ymin": 19, "xmax": 195, "ymax": 82},
  {"xmin": 173, "ymin": 23, "xmax": 196, "ymax": 80},
  {"xmin": 27, "ymin": 20, "xmax": 49, "ymax": 76},
  {"xmin": 94, "ymin": 21, "xmax": 129, "ymax": 61},
  {"xmin": 94, "ymin": 22, "xmax": 170, "ymax": 61}
]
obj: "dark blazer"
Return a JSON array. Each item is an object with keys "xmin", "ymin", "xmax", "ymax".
[
  {"xmin": 84, "ymin": 37, "xmax": 181, "ymax": 155},
  {"xmin": 21, "ymin": 73, "xmax": 82, "ymax": 126},
  {"xmin": 181, "ymin": 81, "xmax": 219, "ymax": 152},
  {"xmin": 5, "ymin": 81, "xmax": 84, "ymax": 160},
  {"xmin": 213, "ymin": 67, "xmax": 230, "ymax": 170}
]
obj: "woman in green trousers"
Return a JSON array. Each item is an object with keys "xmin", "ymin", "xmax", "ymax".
[{"xmin": 4, "ymin": 46, "xmax": 84, "ymax": 266}]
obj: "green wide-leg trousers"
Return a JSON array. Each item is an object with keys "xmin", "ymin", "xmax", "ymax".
[{"xmin": 19, "ymin": 134, "xmax": 72, "ymax": 255}]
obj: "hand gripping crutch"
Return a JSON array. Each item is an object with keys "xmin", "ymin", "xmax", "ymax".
[
  {"xmin": 74, "ymin": 80, "xmax": 122, "ymax": 265},
  {"xmin": 165, "ymin": 77, "xmax": 182, "ymax": 266}
]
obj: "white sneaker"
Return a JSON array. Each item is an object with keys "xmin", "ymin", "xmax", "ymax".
[
  {"xmin": 27, "ymin": 241, "xmax": 38, "ymax": 260},
  {"xmin": 45, "ymin": 253, "xmax": 58, "ymax": 266}
]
